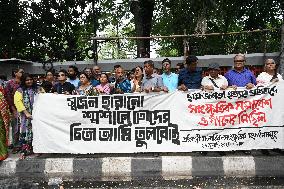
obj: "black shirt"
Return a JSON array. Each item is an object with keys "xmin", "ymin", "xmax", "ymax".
[
  {"xmin": 52, "ymin": 82, "xmax": 75, "ymax": 94},
  {"xmin": 41, "ymin": 80, "xmax": 53, "ymax": 93}
]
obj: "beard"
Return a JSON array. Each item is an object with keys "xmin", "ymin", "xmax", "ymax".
[{"xmin": 68, "ymin": 74, "xmax": 77, "ymax": 80}]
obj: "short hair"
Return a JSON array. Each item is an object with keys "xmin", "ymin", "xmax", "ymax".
[
  {"xmin": 79, "ymin": 72, "xmax": 90, "ymax": 81},
  {"xmin": 234, "ymin": 53, "xmax": 246, "ymax": 61},
  {"xmin": 186, "ymin": 55, "xmax": 198, "ymax": 65},
  {"xmin": 68, "ymin": 65, "xmax": 79, "ymax": 74},
  {"xmin": 114, "ymin": 65, "xmax": 121, "ymax": 70},
  {"xmin": 176, "ymin": 63, "xmax": 185, "ymax": 69},
  {"xmin": 144, "ymin": 60, "xmax": 154, "ymax": 68},
  {"xmin": 265, "ymin": 58, "xmax": 275, "ymax": 64},
  {"xmin": 83, "ymin": 67, "xmax": 92, "ymax": 72},
  {"xmin": 162, "ymin": 58, "xmax": 171, "ymax": 64},
  {"xmin": 58, "ymin": 69, "xmax": 68, "ymax": 76}
]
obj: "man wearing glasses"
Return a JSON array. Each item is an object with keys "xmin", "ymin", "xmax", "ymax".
[
  {"xmin": 52, "ymin": 69, "xmax": 75, "ymax": 95},
  {"xmin": 224, "ymin": 54, "xmax": 256, "ymax": 90}
]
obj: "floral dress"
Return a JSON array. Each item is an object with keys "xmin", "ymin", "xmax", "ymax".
[{"xmin": 14, "ymin": 87, "xmax": 38, "ymax": 155}]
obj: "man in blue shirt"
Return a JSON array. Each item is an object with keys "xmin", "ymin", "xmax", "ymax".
[
  {"xmin": 224, "ymin": 54, "xmax": 256, "ymax": 89},
  {"xmin": 161, "ymin": 58, "xmax": 178, "ymax": 92},
  {"xmin": 178, "ymin": 55, "xmax": 203, "ymax": 90},
  {"xmin": 67, "ymin": 65, "xmax": 80, "ymax": 88},
  {"xmin": 113, "ymin": 67, "xmax": 131, "ymax": 94}
]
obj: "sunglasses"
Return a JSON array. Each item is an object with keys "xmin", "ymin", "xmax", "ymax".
[{"xmin": 58, "ymin": 74, "xmax": 65, "ymax": 77}]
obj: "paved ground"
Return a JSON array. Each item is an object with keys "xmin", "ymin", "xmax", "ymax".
[
  {"xmin": 1, "ymin": 177, "xmax": 284, "ymax": 189},
  {"xmin": 1, "ymin": 150, "xmax": 284, "ymax": 189}
]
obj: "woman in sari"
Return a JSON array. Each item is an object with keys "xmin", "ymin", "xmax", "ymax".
[
  {"xmin": 75, "ymin": 73, "xmax": 98, "ymax": 96},
  {"xmin": 14, "ymin": 73, "xmax": 39, "ymax": 158},
  {"xmin": 131, "ymin": 66, "xmax": 143, "ymax": 92},
  {"xmin": 4, "ymin": 68, "xmax": 24, "ymax": 151},
  {"xmin": 0, "ymin": 86, "xmax": 11, "ymax": 161}
]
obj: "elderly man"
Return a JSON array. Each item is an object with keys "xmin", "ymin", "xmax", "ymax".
[
  {"xmin": 113, "ymin": 67, "xmax": 131, "ymax": 94},
  {"xmin": 91, "ymin": 66, "xmax": 101, "ymax": 87},
  {"xmin": 178, "ymin": 55, "xmax": 202, "ymax": 90},
  {"xmin": 141, "ymin": 60, "xmax": 164, "ymax": 93},
  {"xmin": 224, "ymin": 54, "xmax": 256, "ymax": 89},
  {"xmin": 201, "ymin": 62, "xmax": 228, "ymax": 91}
]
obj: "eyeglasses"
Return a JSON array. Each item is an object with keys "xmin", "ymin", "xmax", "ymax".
[
  {"xmin": 266, "ymin": 62, "xmax": 275, "ymax": 65},
  {"xmin": 19, "ymin": 71, "xmax": 24, "ymax": 74},
  {"xmin": 58, "ymin": 74, "xmax": 65, "ymax": 77}
]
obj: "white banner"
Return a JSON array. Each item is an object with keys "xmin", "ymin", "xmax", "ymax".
[{"xmin": 32, "ymin": 83, "xmax": 284, "ymax": 153}]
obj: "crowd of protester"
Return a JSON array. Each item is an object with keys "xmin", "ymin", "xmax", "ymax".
[{"xmin": 0, "ymin": 54, "xmax": 283, "ymax": 160}]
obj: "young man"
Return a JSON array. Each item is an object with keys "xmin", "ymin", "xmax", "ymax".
[
  {"xmin": 178, "ymin": 55, "xmax": 202, "ymax": 90},
  {"xmin": 176, "ymin": 63, "xmax": 185, "ymax": 75},
  {"xmin": 67, "ymin": 65, "xmax": 80, "ymax": 88},
  {"xmin": 161, "ymin": 58, "xmax": 178, "ymax": 92}
]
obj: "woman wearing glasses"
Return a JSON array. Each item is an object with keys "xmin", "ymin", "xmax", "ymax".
[
  {"xmin": 257, "ymin": 59, "xmax": 283, "ymax": 86},
  {"xmin": 75, "ymin": 73, "xmax": 99, "ymax": 96},
  {"xmin": 14, "ymin": 73, "xmax": 40, "ymax": 159},
  {"xmin": 52, "ymin": 69, "xmax": 75, "ymax": 95}
]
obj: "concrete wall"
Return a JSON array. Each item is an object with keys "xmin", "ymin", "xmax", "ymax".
[{"xmin": 1, "ymin": 52, "xmax": 280, "ymax": 79}]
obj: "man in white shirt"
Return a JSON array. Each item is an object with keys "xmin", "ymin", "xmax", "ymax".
[{"xmin": 201, "ymin": 62, "xmax": 228, "ymax": 90}]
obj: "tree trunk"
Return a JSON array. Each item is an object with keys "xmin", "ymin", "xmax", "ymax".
[{"xmin": 130, "ymin": 0, "xmax": 155, "ymax": 58}]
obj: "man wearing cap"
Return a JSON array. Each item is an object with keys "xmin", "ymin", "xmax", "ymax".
[
  {"xmin": 161, "ymin": 58, "xmax": 178, "ymax": 92},
  {"xmin": 225, "ymin": 54, "xmax": 256, "ymax": 89},
  {"xmin": 201, "ymin": 62, "xmax": 228, "ymax": 90},
  {"xmin": 178, "ymin": 55, "xmax": 203, "ymax": 91}
]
